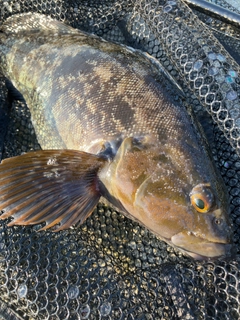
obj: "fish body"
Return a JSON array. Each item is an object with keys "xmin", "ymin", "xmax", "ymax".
[{"xmin": 0, "ymin": 13, "xmax": 233, "ymax": 259}]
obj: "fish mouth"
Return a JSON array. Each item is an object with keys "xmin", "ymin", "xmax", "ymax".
[
  {"xmin": 170, "ymin": 232, "xmax": 233, "ymax": 260},
  {"xmin": 177, "ymin": 243, "xmax": 234, "ymax": 261}
]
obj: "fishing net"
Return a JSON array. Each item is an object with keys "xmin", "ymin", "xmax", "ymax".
[{"xmin": 0, "ymin": 0, "xmax": 240, "ymax": 319}]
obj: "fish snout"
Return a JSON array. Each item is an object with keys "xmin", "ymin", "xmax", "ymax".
[
  {"xmin": 210, "ymin": 208, "xmax": 233, "ymax": 243},
  {"xmin": 171, "ymin": 207, "xmax": 233, "ymax": 259}
]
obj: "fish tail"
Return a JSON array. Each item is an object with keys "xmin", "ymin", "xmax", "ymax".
[{"xmin": 0, "ymin": 150, "xmax": 107, "ymax": 231}]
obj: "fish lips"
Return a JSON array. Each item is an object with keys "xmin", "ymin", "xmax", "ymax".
[{"xmin": 171, "ymin": 232, "xmax": 234, "ymax": 260}]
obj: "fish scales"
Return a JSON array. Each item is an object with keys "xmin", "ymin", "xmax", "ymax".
[
  {"xmin": 1, "ymin": 31, "xmax": 189, "ymax": 152},
  {"xmin": 0, "ymin": 13, "xmax": 233, "ymax": 259}
]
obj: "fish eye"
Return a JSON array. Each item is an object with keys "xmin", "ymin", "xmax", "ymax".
[{"xmin": 190, "ymin": 184, "xmax": 214, "ymax": 213}]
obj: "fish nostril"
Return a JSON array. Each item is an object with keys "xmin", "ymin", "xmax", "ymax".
[{"xmin": 214, "ymin": 217, "xmax": 223, "ymax": 226}]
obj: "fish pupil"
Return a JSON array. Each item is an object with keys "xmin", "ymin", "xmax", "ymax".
[{"xmin": 195, "ymin": 198, "xmax": 205, "ymax": 210}]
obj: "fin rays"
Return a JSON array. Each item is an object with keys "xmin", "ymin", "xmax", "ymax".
[{"xmin": 0, "ymin": 150, "xmax": 106, "ymax": 231}]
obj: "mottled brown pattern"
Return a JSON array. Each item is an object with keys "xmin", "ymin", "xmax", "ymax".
[{"xmin": 0, "ymin": 13, "xmax": 233, "ymax": 259}]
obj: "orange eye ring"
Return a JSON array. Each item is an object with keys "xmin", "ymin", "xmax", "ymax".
[
  {"xmin": 190, "ymin": 192, "xmax": 211, "ymax": 213},
  {"xmin": 190, "ymin": 184, "xmax": 214, "ymax": 213}
]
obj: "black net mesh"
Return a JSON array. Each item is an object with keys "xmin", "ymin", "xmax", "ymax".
[{"xmin": 0, "ymin": 0, "xmax": 240, "ymax": 319}]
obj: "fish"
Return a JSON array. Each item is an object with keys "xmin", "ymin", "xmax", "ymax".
[{"xmin": 0, "ymin": 13, "xmax": 233, "ymax": 260}]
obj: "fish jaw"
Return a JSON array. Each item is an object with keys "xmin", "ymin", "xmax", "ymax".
[{"xmin": 171, "ymin": 232, "xmax": 233, "ymax": 260}]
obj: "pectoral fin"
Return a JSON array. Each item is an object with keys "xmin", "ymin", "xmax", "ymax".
[{"xmin": 0, "ymin": 150, "xmax": 106, "ymax": 231}]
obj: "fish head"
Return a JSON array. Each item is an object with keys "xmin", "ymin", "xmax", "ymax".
[
  {"xmin": 134, "ymin": 178, "xmax": 232, "ymax": 260},
  {"xmin": 100, "ymin": 135, "xmax": 233, "ymax": 260}
]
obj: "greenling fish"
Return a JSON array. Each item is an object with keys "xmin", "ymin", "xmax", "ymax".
[{"xmin": 0, "ymin": 13, "xmax": 233, "ymax": 260}]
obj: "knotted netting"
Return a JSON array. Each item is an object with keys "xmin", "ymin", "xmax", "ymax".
[{"xmin": 0, "ymin": 0, "xmax": 240, "ymax": 319}]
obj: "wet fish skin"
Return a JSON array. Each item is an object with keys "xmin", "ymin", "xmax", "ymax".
[{"xmin": 0, "ymin": 13, "xmax": 233, "ymax": 259}]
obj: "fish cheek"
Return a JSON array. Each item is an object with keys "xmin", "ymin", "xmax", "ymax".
[{"xmin": 133, "ymin": 179, "xmax": 194, "ymax": 239}]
